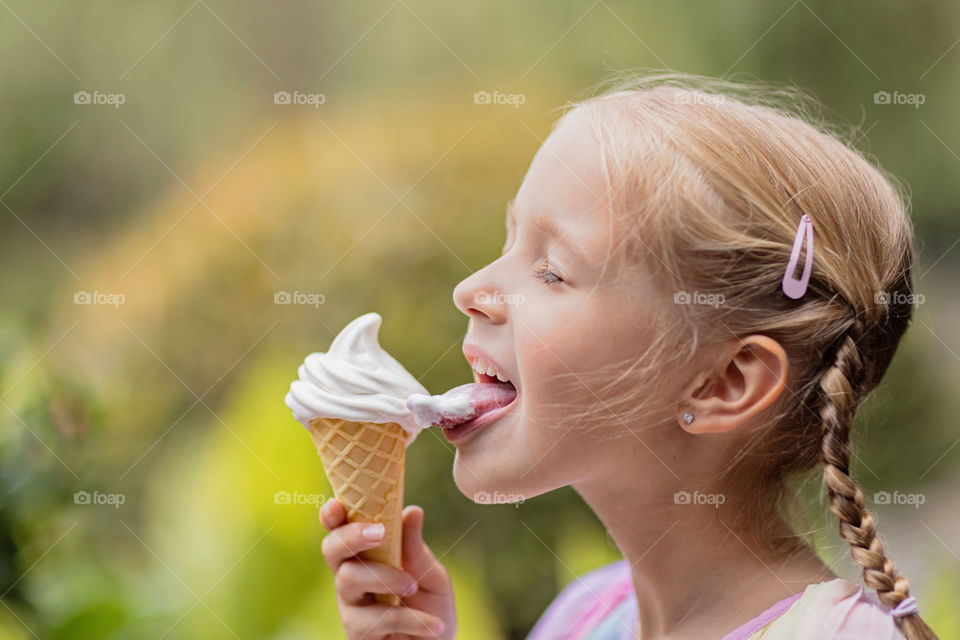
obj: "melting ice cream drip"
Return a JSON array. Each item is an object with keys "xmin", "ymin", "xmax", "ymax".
[{"xmin": 406, "ymin": 382, "xmax": 517, "ymax": 429}]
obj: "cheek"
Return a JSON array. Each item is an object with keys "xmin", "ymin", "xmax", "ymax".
[
  {"xmin": 518, "ymin": 302, "xmax": 623, "ymax": 387},
  {"xmin": 515, "ymin": 312, "xmax": 609, "ymax": 427},
  {"xmin": 514, "ymin": 297, "xmax": 663, "ymax": 440}
]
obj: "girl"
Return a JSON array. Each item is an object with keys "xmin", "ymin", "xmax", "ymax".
[{"xmin": 317, "ymin": 73, "xmax": 938, "ymax": 639}]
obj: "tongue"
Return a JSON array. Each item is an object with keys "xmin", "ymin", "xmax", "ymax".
[
  {"xmin": 468, "ymin": 382, "xmax": 517, "ymax": 420},
  {"xmin": 406, "ymin": 382, "xmax": 517, "ymax": 429}
]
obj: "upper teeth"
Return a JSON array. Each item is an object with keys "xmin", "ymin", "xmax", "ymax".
[{"xmin": 471, "ymin": 357, "xmax": 510, "ymax": 383}]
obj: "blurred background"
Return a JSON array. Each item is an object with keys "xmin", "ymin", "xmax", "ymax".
[{"xmin": 1, "ymin": 1, "xmax": 958, "ymax": 638}]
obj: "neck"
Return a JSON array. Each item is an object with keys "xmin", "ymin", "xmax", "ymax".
[{"xmin": 572, "ymin": 470, "xmax": 836, "ymax": 640}]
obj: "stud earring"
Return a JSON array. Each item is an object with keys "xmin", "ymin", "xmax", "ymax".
[{"xmin": 682, "ymin": 412, "xmax": 694, "ymax": 425}]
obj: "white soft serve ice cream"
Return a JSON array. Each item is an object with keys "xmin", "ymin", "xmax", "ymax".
[{"xmin": 285, "ymin": 312, "xmax": 430, "ymax": 446}]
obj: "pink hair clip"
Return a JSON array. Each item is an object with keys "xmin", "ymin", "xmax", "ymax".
[
  {"xmin": 781, "ymin": 214, "xmax": 814, "ymax": 299},
  {"xmin": 890, "ymin": 595, "xmax": 919, "ymax": 619}
]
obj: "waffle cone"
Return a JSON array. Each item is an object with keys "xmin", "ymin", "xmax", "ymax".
[{"xmin": 309, "ymin": 417, "xmax": 406, "ymax": 605}]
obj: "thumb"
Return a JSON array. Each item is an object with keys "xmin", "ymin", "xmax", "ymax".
[{"xmin": 401, "ymin": 505, "xmax": 448, "ymax": 592}]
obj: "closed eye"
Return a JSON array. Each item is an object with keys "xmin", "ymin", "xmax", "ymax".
[{"xmin": 534, "ymin": 260, "xmax": 564, "ymax": 284}]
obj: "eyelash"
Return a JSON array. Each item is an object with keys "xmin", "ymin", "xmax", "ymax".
[{"xmin": 534, "ymin": 260, "xmax": 564, "ymax": 285}]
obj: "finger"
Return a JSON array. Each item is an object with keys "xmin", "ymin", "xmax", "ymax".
[
  {"xmin": 319, "ymin": 497, "xmax": 346, "ymax": 531},
  {"xmin": 401, "ymin": 505, "xmax": 449, "ymax": 593},
  {"xmin": 321, "ymin": 521, "xmax": 387, "ymax": 573},
  {"xmin": 335, "ymin": 559, "xmax": 418, "ymax": 606},
  {"xmin": 347, "ymin": 602, "xmax": 446, "ymax": 638}
]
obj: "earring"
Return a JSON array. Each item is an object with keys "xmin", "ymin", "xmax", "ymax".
[{"xmin": 682, "ymin": 412, "xmax": 694, "ymax": 425}]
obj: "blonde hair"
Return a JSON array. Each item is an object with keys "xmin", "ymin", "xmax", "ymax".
[{"xmin": 555, "ymin": 72, "xmax": 936, "ymax": 639}]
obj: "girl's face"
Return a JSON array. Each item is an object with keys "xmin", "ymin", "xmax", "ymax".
[{"xmin": 450, "ymin": 110, "xmax": 675, "ymax": 502}]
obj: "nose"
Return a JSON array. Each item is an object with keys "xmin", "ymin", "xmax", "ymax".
[{"xmin": 453, "ymin": 264, "xmax": 508, "ymax": 324}]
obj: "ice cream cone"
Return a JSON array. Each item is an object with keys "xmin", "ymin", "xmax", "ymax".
[
  {"xmin": 286, "ymin": 313, "xmax": 429, "ymax": 607},
  {"xmin": 309, "ymin": 416, "xmax": 406, "ymax": 606}
]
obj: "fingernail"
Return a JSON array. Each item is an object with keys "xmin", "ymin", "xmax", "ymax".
[
  {"xmin": 362, "ymin": 523, "xmax": 385, "ymax": 541},
  {"xmin": 432, "ymin": 620, "xmax": 446, "ymax": 635},
  {"xmin": 403, "ymin": 581, "xmax": 418, "ymax": 596}
]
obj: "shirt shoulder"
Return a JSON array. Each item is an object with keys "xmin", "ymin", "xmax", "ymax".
[
  {"xmin": 525, "ymin": 560, "xmax": 632, "ymax": 640},
  {"xmin": 755, "ymin": 578, "xmax": 907, "ymax": 640}
]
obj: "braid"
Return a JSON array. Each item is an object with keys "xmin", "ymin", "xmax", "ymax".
[{"xmin": 819, "ymin": 318, "xmax": 939, "ymax": 639}]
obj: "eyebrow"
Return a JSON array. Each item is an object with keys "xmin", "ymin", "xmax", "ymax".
[{"xmin": 506, "ymin": 198, "xmax": 590, "ymax": 266}]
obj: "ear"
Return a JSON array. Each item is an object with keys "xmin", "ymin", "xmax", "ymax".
[{"xmin": 678, "ymin": 335, "xmax": 789, "ymax": 434}]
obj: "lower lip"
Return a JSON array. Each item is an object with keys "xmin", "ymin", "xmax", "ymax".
[{"xmin": 442, "ymin": 398, "xmax": 517, "ymax": 442}]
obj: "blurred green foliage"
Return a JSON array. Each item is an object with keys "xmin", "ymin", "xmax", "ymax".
[{"xmin": 1, "ymin": 1, "xmax": 958, "ymax": 638}]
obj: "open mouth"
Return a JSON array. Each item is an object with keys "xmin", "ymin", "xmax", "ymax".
[
  {"xmin": 439, "ymin": 359, "xmax": 519, "ymax": 440},
  {"xmin": 471, "ymin": 373, "xmax": 518, "ymax": 415},
  {"xmin": 475, "ymin": 370, "xmax": 516, "ymax": 389},
  {"xmin": 396, "ymin": 349, "xmax": 523, "ymax": 442},
  {"xmin": 468, "ymin": 353, "xmax": 519, "ymax": 420}
]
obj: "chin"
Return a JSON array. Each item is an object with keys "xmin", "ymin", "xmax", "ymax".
[
  {"xmin": 451, "ymin": 452, "xmax": 554, "ymax": 506},
  {"xmin": 452, "ymin": 453, "xmax": 515, "ymax": 502}
]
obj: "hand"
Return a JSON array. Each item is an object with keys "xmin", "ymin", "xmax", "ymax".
[{"xmin": 320, "ymin": 498, "xmax": 457, "ymax": 639}]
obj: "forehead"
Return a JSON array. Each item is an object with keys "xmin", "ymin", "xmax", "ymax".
[{"xmin": 512, "ymin": 110, "xmax": 615, "ymax": 252}]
